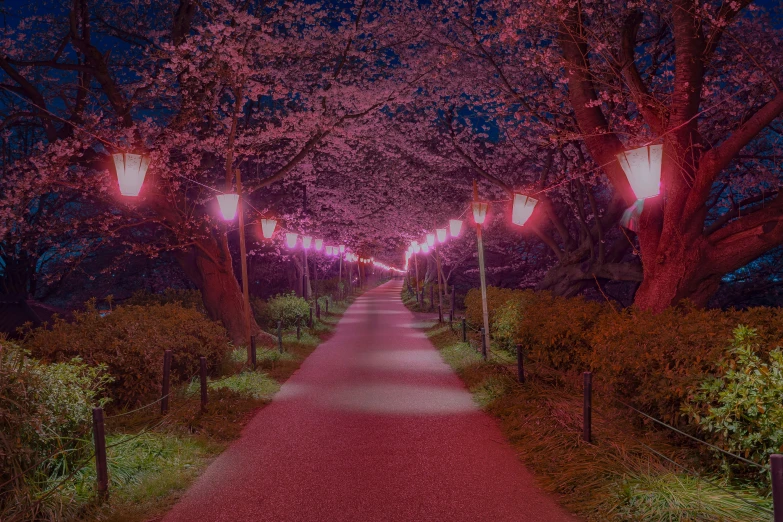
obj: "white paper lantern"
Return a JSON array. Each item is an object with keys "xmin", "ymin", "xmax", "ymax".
[
  {"xmin": 616, "ymin": 144, "xmax": 663, "ymax": 200},
  {"xmin": 449, "ymin": 219, "xmax": 463, "ymax": 237},
  {"xmin": 511, "ymin": 193, "xmax": 538, "ymax": 227},
  {"xmin": 286, "ymin": 232, "xmax": 298, "ymax": 249},
  {"xmin": 112, "ymin": 153, "xmax": 151, "ymax": 197},
  {"xmin": 260, "ymin": 218, "xmax": 277, "ymax": 239},
  {"xmin": 216, "ymin": 193, "xmax": 239, "ymax": 220}
]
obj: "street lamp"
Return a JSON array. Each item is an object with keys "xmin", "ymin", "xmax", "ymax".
[
  {"xmin": 616, "ymin": 144, "xmax": 663, "ymax": 200},
  {"xmin": 511, "ymin": 194, "xmax": 538, "ymax": 227},
  {"xmin": 216, "ymin": 193, "xmax": 240, "ymax": 220},
  {"xmin": 286, "ymin": 232, "xmax": 298, "ymax": 249},
  {"xmin": 472, "ymin": 180, "xmax": 491, "ymax": 357},
  {"xmin": 426, "ymin": 233, "xmax": 435, "ymax": 247},
  {"xmin": 436, "ymin": 228, "xmax": 447, "ymax": 243},
  {"xmin": 314, "ymin": 239, "xmax": 323, "ymax": 251},
  {"xmin": 112, "ymin": 152, "xmax": 151, "ymax": 197}
]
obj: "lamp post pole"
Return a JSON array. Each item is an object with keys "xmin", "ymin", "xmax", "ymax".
[
  {"xmin": 339, "ymin": 251, "xmax": 343, "ymax": 299},
  {"xmin": 473, "ymin": 180, "xmax": 491, "ymax": 354},
  {"xmin": 234, "ymin": 170, "xmax": 252, "ymax": 357},
  {"xmin": 302, "ymin": 248, "xmax": 309, "ymax": 300}
]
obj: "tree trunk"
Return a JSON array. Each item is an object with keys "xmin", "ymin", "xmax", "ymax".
[{"xmin": 175, "ymin": 237, "xmax": 264, "ymax": 346}]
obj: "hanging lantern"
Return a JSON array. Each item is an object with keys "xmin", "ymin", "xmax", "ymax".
[
  {"xmin": 112, "ymin": 152, "xmax": 151, "ymax": 197},
  {"xmin": 511, "ymin": 193, "xmax": 539, "ymax": 227},
  {"xmin": 426, "ymin": 233, "xmax": 435, "ymax": 247},
  {"xmin": 286, "ymin": 232, "xmax": 298, "ymax": 249},
  {"xmin": 314, "ymin": 239, "xmax": 323, "ymax": 251},
  {"xmin": 472, "ymin": 201, "xmax": 489, "ymax": 225},
  {"xmin": 339, "ymin": 245, "xmax": 346, "ymax": 254},
  {"xmin": 436, "ymin": 228, "xmax": 447, "ymax": 243},
  {"xmin": 616, "ymin": 144, "xmax": 663, "ymax": 200},
  {"xmin": 260, "ymin": 218, "xmax": 277, "ymax": 239},
  {"xmin": 421, "ymin": 242, "xmax": 430, "ymax": 254},
  {"xmin": 449, "ymin": 219, "xmax": 463, "ymax": 237},
  {"xmin": 302, "ymin": 236, "xmax": 313, "ymax": 249},
  {"xmin": 412, "ymin": 241, "xmax": 420, "ymax": 254},
  {"xmin": 326, "ymin": 245, "xmax": 333, "ymax": 256},
  {"xmin": 216, "ymin": 193, "xmax": 240, "ymax": 220}
]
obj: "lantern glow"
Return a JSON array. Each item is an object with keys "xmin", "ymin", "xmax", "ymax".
[
  {"xmin": 421, "ymin": 243, "xmax": 430, "ymax": 254},
  {"xmin": 511, "ymin": 193, "xmax": 539, "ymax": 227},
  {"xmin": 426, "ymin": 233, "xmax": 435, "ymax": 247},
  {"xmin": 339, "ymin": 245, "xmax": 346, "ymax": 254},
  {"xmin": 616, "ymin": 144, "xmax": 663, "ymax": 200},
  {"xmin": 260, "ymin": 218, "xmax": 277, "ymax": 239},
  {"xmin": 449, "ymin": 219, "xmax": 463, "ymax": 237},
  {"xmin": 436, "ymin": 228, "xmax": 447, "ymax": 243},
  {"xmin": 112, "ymin": 152, "xmax": 151, "ymax": 197},
  {"xmin": 286, "ymin": 232, "xmax": 298, "ymax": 249},
  {"xmin": 472, "ymin": 201, "xmax": 489, "ymax": 225},
  {"xmin": 216, "ymin": 193, "xmax": 240, "ymax": 220},
  {"xmin": 326, "ymin": 246, "xmax": 333, "ymax": 256},
  {"xmin": 315, "ymin": 239, "xmax": 323, "ymax": 251},
  {"xmin": 412, "ymin": 242, "xmax": 421, "ymax": 254},
  {"xmin": 302, "ymin": 236, "xmax": 312, "ymax": 249}
]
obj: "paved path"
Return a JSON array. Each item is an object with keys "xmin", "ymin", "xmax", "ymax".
[{"xmin": 164, "ymin": 280, "xmax": 577, "ymax": 522}]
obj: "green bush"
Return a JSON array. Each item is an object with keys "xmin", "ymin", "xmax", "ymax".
[
  {"xmin": 266, "ymin": 292, "xmax": 310, "ymax": 328},
  {"xmin": 0, "ymin": 342, "xmax": 110, "ymax": 517},
  {"xmin": 23, "ymin": 300, "xmax": 231, "ymax": 407},
  {"xmin": 685, "ymin": 326, "xmax": 783, "ymax": 472}
]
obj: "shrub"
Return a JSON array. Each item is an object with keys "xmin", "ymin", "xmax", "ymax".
[
  {"xmin": 589, "ymin": 303, "xmax": 742, "ymax": 425},
  {"xmin": 251, "ymin": 296, "xmax": 272, "ymax": 329},
  {"xmin": 0, "ymin": 342, "xmax": 110, "ymax": 517},
  {"xmin": 125, "ymin": 288, "xmax": 205, "ymax": 314},
  {"xmin": 516, "ymin": 291, "xmax": 608, "ymax": 371},
  {"xmin": 464, "ymin": 286, "xmax": 517, "ymax": 328},
  {"xmin": 266, "ymin": 292, "xmax": 310, "ymax": 328},
  {"xmin": 23, "ymin": 301, "xmax": 231, "ymax": 407},
  {"xmin": 685, "ymin": 326, "xmax": 783, "ymax": 472}
]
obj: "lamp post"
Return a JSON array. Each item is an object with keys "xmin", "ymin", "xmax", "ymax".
[
  {"xmin": 435, "ymin": 227, "xmax": 447, "ymax": 321},
  {"xmin": 339, "ymin": 244, "xmax": 346, "ymax": 299},
  {"xmin": 302, "ymin": 236, "xmax": 312, "ymax": 300},
  {"xmin": 412, "ymin": 241, "xmax": 421, "ymax": 299},
  {"xmin": 472, "ymin": 180, "xmax": 491, "ymax": 355},
  {"xmin": 217, "ymin": 170, "xmax": 252, "ymax": 353}
]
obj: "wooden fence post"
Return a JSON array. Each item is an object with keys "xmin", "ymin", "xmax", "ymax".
[
  {"xmin": 516, "ymin": 345, "xmax": 525, "ymax": 383},
  {"xmin": 250, "ymin": 335, "xmax": 257, "ymax": 370},
  {"xmin": 583, "ymin": 371, "xmax": 592, "ymax": 443},
  {"xmin": 277, "ymin": 320, "xmax": 283, "ymax": 353},
  {"xmin": 92, "ymin": 407, "xmax": 108, "ymax": 499},
  {"xmin": 772, "ymin": 455, "xmax": 783, "ymax": 522},
  {"xmin": 480, "ymin": 328, "xmax": 487, "ymax": 360},
  {"xmin": 161, "ymin": 350, "xmax": 172, "ymax": 415},
  {"xmin": 199, "ymin": 357, "xmax": 208, "ymax": 412}
]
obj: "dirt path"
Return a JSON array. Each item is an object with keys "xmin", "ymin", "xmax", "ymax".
[{"xmin": 163, "ymin": 280, "xmax": 577, "ymax": 521}]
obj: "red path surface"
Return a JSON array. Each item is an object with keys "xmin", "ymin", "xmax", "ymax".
[{"xmin": 164, "ymin": 280, "xmax": 577, "ymax": 522}]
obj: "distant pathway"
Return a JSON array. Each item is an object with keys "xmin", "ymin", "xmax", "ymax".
[{"xmin": 164, "ymin": 280, "xmax": 577, "ymax": 522}]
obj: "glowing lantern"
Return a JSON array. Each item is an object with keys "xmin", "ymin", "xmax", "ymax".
[
  {"xmin": 302, "ymin": 236, "xmax": 312, "ymax": 249},
  {"xmin": 616, "ymin": 144, "xmax": 663, "ymax": 200},
  {"xmin": 112, "ymin": 152, "xmax": 151, "ymax": 197},
  {"xmin": 260, "ymin": 218, "xmax": 277, "ymax": 239},
  {"xmin": 426, "ymin": 233, "xmax": 435, "ymax": 247},
  {"xmin": 511, "ymin": 194, "xmax": 538, "ymax": 227},
  {"xmin": 436, "ymin": 228, "xmax": 447, "ymax": 243},
  {"xmin": 339, "ymin": 245, "xmax": 346, "ymax": 254},
  {"xmin": 286, "ymin": 232, "xmax": 298, "ymax": 249},
  {"xmin": 216, "ymin": 193, "xmax": 240, "ymax": 220},
  {"xmin": 421, "ymin": 243, "xmax": 430, "ymax": 254},
  {"xmin": 449, "ymin": 219, "xmax": 463, "ymax": 237},
  {"xmin": 315, "ymin": 239, "xmax": 323, "ymax": 251},
  {"xmin": 326, "ymin": 246, "xmax": 333, "ymax": 256},
  {"xmin": 472, "ymin": 201, "xmax": 489, "ymax": 225},
  {"xmin": 412, "ymin": 241, "xmax": 420, "ymax": 254}
]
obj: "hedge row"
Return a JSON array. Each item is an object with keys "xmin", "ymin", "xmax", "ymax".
[{"xmin": 465, "ymin": 287, "xmax": 783, "ymax": 426}]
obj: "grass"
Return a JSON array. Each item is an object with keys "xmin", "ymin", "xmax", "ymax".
[
  {"xmin": 53, "ymin": 289, "xmax": 370, "ymax": 522},
  {"xmin": 424, "ymin": 315, "xmax": 773, "ymax": 522}
]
